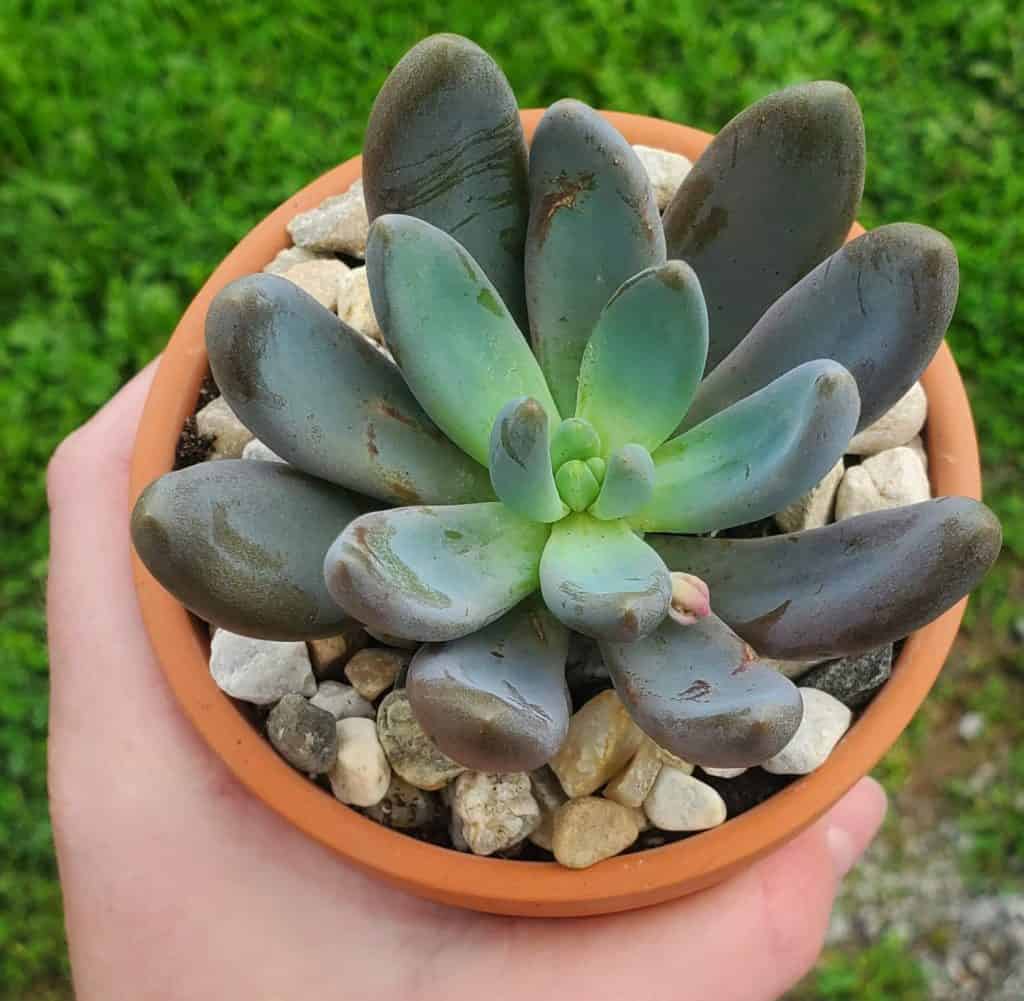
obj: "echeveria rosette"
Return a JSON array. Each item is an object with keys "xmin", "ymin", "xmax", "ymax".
[{"xmin": 131, "ymin": 33, "xmax": 1002, "ymax": 778}]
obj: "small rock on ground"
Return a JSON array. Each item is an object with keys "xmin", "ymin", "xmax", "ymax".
[
  {"xmin": 365, "ymin": 775, "xmax": 439, "ymax": 830},
  {"xmin": 835, "ymin": 446, "xmax": 931, "ymax": 521},
  {"xmin": 209, "ymin": 629, "xmax": 316, "ymax": 705},
  {"xmin": 195, "ymin": 396, "xmax": 253, "ymax": 459},
  {"xmin": 262, "ymin": 245, "xmax": 330, "ymax": 275},
  {"xmin": 548, "ymin": 690, "xmax": 644, "ymax": 798},
  {"xmin": 632, "ymin": 144, "xmax": 693, "ymax": 210},
  {"xmin": 643, "ymin": 767, "xmax": 727, "ymax": 831},
  {"xmin": 451, "ymin": 772, "xmax": 540, "ymax": 856},
  {"xmin": 799, "ymin": 645, "xmax": 894, "ymax": 709},
  {"xmin": 281, "ymin": 258, "xmax": 349, "ymax": 311},
  {"xmin": 958, "ymin": 711, "xmax": 986, "ymax": 742},
  {"xmin": 266, "ymin": 693, "xmax": 338, "ymax": 773},
  {"xmin": 552, "ymin": 797, "xmax": 640, "ymax": 868},
  {"xmin": 774, "ymin": 458, "xmax": 844, "ymax": 533},
  {"xmin": 763, "ymin": 688, "xmax": 852, "ymax": 775},
  {"xmin": 346, "ymin": 647, "xmax": 410, "ymax": 701},
  {"xmin": 376, "ymin": 690, "xmax": 466, "ymax": 790},
  {"xmin": 310, "ymin": 681, "xmax": 375, "ymax": 721},
  {"xmin": 846, "ymin": 382, "xmax": 928, "ymax": 455},
  {"xmin": 328, "ymin": 717, "xmax": 391, "ymax": 807},
  {"xmin": 286, "ymin": 179, "xmax": 370, "ymax": 256}
]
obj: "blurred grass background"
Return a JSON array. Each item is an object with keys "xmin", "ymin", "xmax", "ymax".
[{"xmin": 1, "ymin": 1, "xmax": 1021, "ymax": 997}]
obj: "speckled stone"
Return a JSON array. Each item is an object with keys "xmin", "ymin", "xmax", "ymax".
[
  {"xmin": 604, "ymin": 738, "xmax": 664, "ymax": 809},
  {"xmin": 376, "ymin": 690, "xmax": 466, "ymax": 791},
  {"xmin": 451, "ymin": 772, "xmax": 540, "ymax": 856},
  {"xmin": 799, "ymin": 645, "xmax": 894, "ymax": 709},
  {"xmin": 336, "ymin": 266, "xmax": 383, "ymax": 344},
  {"xmin": 286, "ymin": 179, "xmax": 369, "ymax": 257},
  {"xmin": 266, "ymin": 694, "xmax": 337, "ymax": 773},
  {"xmin": 345, "ymin": 647, "xmax": 411, "ymax": 701},
  {"xmin": 548, "ymin": 690, "xmax": 644, "ymax": 798},
  {"xmin": 262, "ymin": 245, "xmax": 330, "ymax": 275},
  {"xmin": 195, "ymin": 396, "xmax": 253, "ymax": 459},
  {"xmin": 365, "ymin": 775, "xmax": 439, "ymax": 830},
  {"xmin": 552, "ymin": 797, "xmax": 640, "ymax": 868}
]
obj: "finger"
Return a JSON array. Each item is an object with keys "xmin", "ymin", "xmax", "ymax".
[{"xmin": 486, "ymin": 777, "xmax": 887, "ymax": 1001}]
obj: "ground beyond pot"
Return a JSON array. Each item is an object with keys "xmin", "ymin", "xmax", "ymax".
[{"xmin": 129, "ymin": 109, "xmax": 983, "ymax": 917}]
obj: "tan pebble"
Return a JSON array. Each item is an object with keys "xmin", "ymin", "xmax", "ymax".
[
  {"xmin": 328, "ymin": 717, "xmax": 391, "ymax": 807},
  {"xmin": 345, "ymin": 647, "xmax": 410, "ymax": 700},
  {"xmin": 552, "ymin": 797, "xmax": 640, "ymax": 869},
  {"xmin": 281, "ymin": 258, "xmax": 349, "ymax": 311},
  {"xmin": 604, "ymin": 738, "xmax": 663, "ymax": 808}
]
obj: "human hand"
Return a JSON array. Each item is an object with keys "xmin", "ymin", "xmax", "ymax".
[{"xmin": 47, "ymin": 362, "xmax": 886, "ymax": 1001}]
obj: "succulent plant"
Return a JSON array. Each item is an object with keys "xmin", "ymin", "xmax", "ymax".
[{"xmin": 132, "ymin": 34, "xmax": 1001, "ymax": 779}]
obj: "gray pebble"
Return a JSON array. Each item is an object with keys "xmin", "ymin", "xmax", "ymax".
[{"xmin": 266, "ymin": 694, "xmax": 338, "ymax": 773}]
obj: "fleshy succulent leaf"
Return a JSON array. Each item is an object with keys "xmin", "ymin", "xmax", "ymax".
[
  {"xmin": 407, "ymin": 598, "xmax": 571, "ymax": 773},
  {"xmin": 576, "ymin": 261, "xmax": 709, "ymax": 454},
  {"xmin": 488, "ymin": 397, "xmax": 568, "ymax": 523},
  {"xmin": 663, "ymin": 82, "xmax": 865, "ymax": 372},
  {"xmin": 648, "ymin": 498, "xmax": 1002, "ymax": 659},
  {"xmin": 554, "ymin": 459, "xmax": 601, "ymax": 512},
  {"xmin": 539, "ymin": 513, "xmax": 671, "ymax": 642},
  {"xmin": 550, "ymin": 417, "xmax": 601, "ymax": 469},
  {"xmin": 362, "ymin": 33, "xmax": 530, "ymax": 327},
  {"xmin": 602, "ymin": 613, "xmax": 804, "ymax": 768},
  {"xmin": 589, "ymin": 444, "xmax": 655, "ymax": 521},
  {"xmin": 131, "ymin": 460, "xmax": 366, "ymax": 640},
  {"xmin": 526, "ymin": 99, "xmax": 666, "ymax": 414},
  {"xmin": 323, "ymin": 502, "xmax": 549, "ymax": 643},
  {"xmin": 206, "ymin": 275, "xmax": 493, "ymax": 506},
  {"xmin": 634, "ymin": 360, "xmax": 860, "ymax": 534},
  {"xmin": 367, "ymin": 214, "xmax": 559, "ymax": 466},
  {"xmin": 684, "ymin": 224, "xmax": 959, "ymax": 432}
]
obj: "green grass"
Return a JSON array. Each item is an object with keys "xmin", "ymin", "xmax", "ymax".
[
  {"xmin": 793, "ymin": 935, "xmax": 930, "ymax": 1001},
  {"xmin": 1, "ymin": 1, "xmax": 1021, "ymax": 996}
]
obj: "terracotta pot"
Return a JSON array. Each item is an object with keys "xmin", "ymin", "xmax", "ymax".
[{"xmin": 130, "ymin": 109, "xmax": 982, "ymax": 917}]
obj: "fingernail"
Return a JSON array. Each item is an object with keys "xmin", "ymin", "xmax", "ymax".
[{"xmin": 826, "ymin": 824, "xmax": 861, "ymax": 879}]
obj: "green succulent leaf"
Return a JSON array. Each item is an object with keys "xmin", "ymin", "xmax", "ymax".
[
  {"xmin": 131, "ymin": 460, "xmax": 366, "ymax": 640},
  {"xmin": 589, "ymin": 444, "xmax": 655, "ymax": 521},
  {"xmin": 683, "ymin": 223, "xmax": 959, "ymax": 433},
  {"xmin": 526, "ymin": 99, "xmax": 665, "ymax": 415},
  {"xmin": 554, "ymin": 459, "xmax": 601, "ymax": 512},
  {"xmin": 362, "ymin": 33, "xmax": 530, "ymax": 327},
  {"xmin": 550, "ymin": 417, "xmax": 601, "ymax": 469},
  {"xmin": 324, "ymin": 502, "xmax": 549, "ymax": 643},
  {"xmin": 648, "ymin": 498, "xmax": 1002, "ymax": 659},
  {"xmin": 634, "ymin": 360, "xmax": 860, "ymax": 534},
  {"xmin": 663, "ymin": 82, "xmax": 865, "ymax": 372},
  {"xmin": 602, "ymin": 614, "xmax": 804, "ymax": 768},
  {"xmin": 367, "ymin": 214, "xmax": 559, "ymax": 466},
  {"xmin": 540, "ymin": 513, "xmax": 671, "ymax": 642},
  {"xmin": 407, "ymin": 598, "xmax": 571, "ymax": 773},
  {"xmin": 206, "ymin": 275, "xmax": 493, "ymax": 506},
  {"xmin": 488, "ymin": 397, "xmax": 568, "ymax": 523},
  {"xmin": 576, "ymin": 261, "xmax": 709, "ymax": 454}
]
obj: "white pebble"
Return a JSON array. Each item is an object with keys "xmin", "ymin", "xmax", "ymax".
[
  {"xmin": 762, "ymin": 689, "xmax": 852, "ymax": 775},
  {"xmin": 632, "ymin": 144, "xmax": 693, "ymax": 210},
  {"xmin": 835, "ymin": 446, "xmax": 931, "ymax": 520},
  {"xmin": 328, "ymin": 717, "xmax": 391, "ymax": 807},
  {"xmin": 701, "ymin": 766, "xmax": 748, "ymax": 779},
  {"xmin": 209, "ymin": 629, "xmax": 315, "ymax": 705},
  {"xmin": 281, "ymin": 258, "xmax": 349, "ymax": 311},
  {"xmin": 195, "ymin": 396, "xmax": 253, "ymax": 459},
  {"xmin": 958, "ymin": 711, "xmax": 986, "ymax": 742},
  {"xmin": 643, "ymin": 767, "xmax": 727, "ymax": 831},
  {"xmin": 775, "ymin": 459, "xmax": 844, "ymax": 532},
  {"xmin": 241, "ymin": 437, "xmax": 286, "ymax": 463},
  {"xmin": 310, "ymin": 681, "xmax": 375, "ymax": 720},
  {"xmin": 262, "ymin": 245, "xmax": 329, "ymax": 275},
  {"xmin": 286, "ymin": 179, "xmax": 370, "ymax": 257},
  {"xmin": 846, "ymin": 382, "xmax": 927, "ymax": 455},
  {"xmin": 451, "ymin": 772, "xmax": 540, "ymax": 856}
]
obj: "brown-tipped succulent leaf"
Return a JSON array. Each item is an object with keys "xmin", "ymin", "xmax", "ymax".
[
  {"xmin": 648, "ymin": 498, "xmax": 1002, "ymax": 659},
  {"xmin": 603, "ymin": 614, "xmax": 804, "ymax": 768},
  {"xmin": 323, "ymin": 503, "xmax": 550, "ymax": 643},
  {"xmin": 132, "ymin": 460, "xmax": 366, "ymax": 640},
  {"xmin": 663, "ymin": 82, "xmax": 865, "ymax": 371},
  {"xmin": 206, "ymin": 274, "xmax": 493, "ymax": 506},
  {"xmin": 362, "ymin": 33, "xmax": 530, "ymax": 326},
  {"xmin": 539, "ymin": 514, "xmax": 672, "ymax": 642},
  {"xmin": 684, "ymin": 224, "xmax": 959, "ymax": 431},
  {"xmin": 407, "ymin": 599, "xmax": 571, "ymax": 772},
  {"xmin": 634, "ymin": 360, "xmax": 860, "ymax": 534},
  {"xmin": 366, "ymin": 214, "xmax": 559, "ymax": 466},
  {"xmin": 526, "ymin": 100, "xmax": 666, "ymax": 414},
  {"xmin": 575, "ymin": 261, "xmax": 709, "ymax": 455}
]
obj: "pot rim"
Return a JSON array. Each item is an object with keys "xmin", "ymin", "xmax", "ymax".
[{"xmin": 130, "ymin": 108, "xmax": 982, "ymax": 917}]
